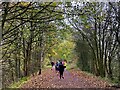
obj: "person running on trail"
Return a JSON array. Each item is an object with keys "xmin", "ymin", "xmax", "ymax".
[
  {"xmin": 63, "ymin": 59, "xmax": 67, "ymax": 70},
  {"xmin": 55, "ymin": 61, "xmax": 60, "ymax": 73},
  {"xmin": 51, "ymin": 61, "xmax": 55, "ymax": 70},
  {"xmin": 59, "ymin": 61, "xmax": 65, "ymax": 79}
]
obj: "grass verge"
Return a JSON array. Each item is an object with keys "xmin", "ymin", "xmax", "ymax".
[{"xmin": 9, "ymin": 77, "xmax": 29, "ymax": 88}]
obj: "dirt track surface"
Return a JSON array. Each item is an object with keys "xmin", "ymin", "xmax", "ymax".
[{"xmin": 21, "ymin": 69, "xmax": 114, "ymax": 89}]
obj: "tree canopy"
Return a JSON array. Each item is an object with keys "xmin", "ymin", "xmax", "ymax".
[{"xmin": 1, "ymin": 2, "xmax": 120, "ymax": 88}]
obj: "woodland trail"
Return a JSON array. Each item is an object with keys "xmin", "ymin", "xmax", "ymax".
[{"xmin": 21, "ymin": 68, "xmax": 115, "ymax": 89}]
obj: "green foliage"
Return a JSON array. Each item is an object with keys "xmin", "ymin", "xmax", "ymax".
[
  {"xmin": 44, "ymin": 22, "xmax": 75, "ymax": 63},
  {"xmin": 75, "ymin": 39, "xmax": 90, "ymax": 72},
  {"xmin": 2, "ymin": 2, "xmax": 120, "ymax": 87},
  {"xmin": 66, "ymin": 1, "xmax": 120, "ymax": 81},
  {"xmin": 9, "ymin": 77, "xmax": 29, "ymax": 88},
  {"xmin": 66, "ymin": 63, "xmax": 78, "ymax": 70},
  {"xmin": 48, "ymin": 39, "xmax": 75, "ymax": 62},
  {"xmin": 2, "ymin": 2, "xmax": 65, "ymax": 87}
]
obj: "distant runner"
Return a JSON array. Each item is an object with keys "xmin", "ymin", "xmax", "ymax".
[
  {"xmin": 51, "ymin": 61, "xmax": 55, "ymax": 70},
  {"xmin": 62, "ymin": 59, "xmax": 67, "ymax": 70},
  {"xmin": 55, "ymin": 61, "xmax": 60, "ymax": 73},
  {"xmin": 59, "ymin": 61, "xmax": 65, "ymax": 79}
]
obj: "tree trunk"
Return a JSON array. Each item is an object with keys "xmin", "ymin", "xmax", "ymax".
[
  {"xmin": 38, "ymin": 50, "xmax": 42, "ymax": 75},
  {"xmin": 18, "ymin": 55, "xmax": 21, "ymax": 78},
  {"xmin": 27, "ymin": 42, "xmax": 31, "ymax": 76},
  {"xmin": 104, "ymin": 45, "xmax": 109, "ymax": 77},
  {"xmin": 15, "ymin": 52, "xmax": 18, "ymax": 80},
  {"xmin": 108, "ymin": 56, "xmax": 113, "ymax": 80},
  {"xmin": 23, "ymin": 38, "xmax": 27, "ymax": 76},
  {"xmin": 38, "ymin": 35, "xmax": 42, "ymax": 75},
  {"xmin": 8, "ymin": 59, "xmax": 14, "ymax": 82},
  {"xmin": 118, "ymin": 48, "xmax": 120, "ymax": 84}
]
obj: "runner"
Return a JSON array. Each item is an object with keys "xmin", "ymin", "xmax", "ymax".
[
  {"xmin": 51, "ymin": 61, "xmax": 55, "ymax": 70},
  {"xmin": 62, "ymin": 59, "xmax": 67, "ymax": 70},
  {"xmin": 55, "ymin": 61, "xmax": 60, "ymax": 73},
  {"xmin": 59, "ymin": 61, "xmax": 65, "ymax": 79}
]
